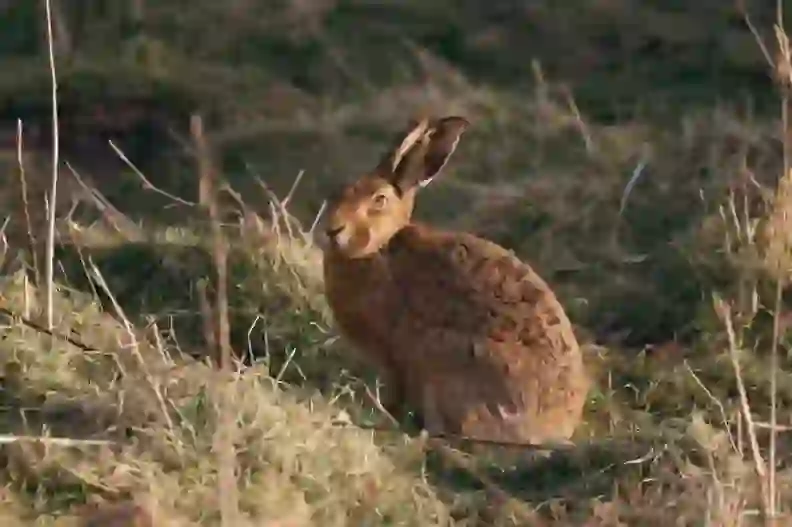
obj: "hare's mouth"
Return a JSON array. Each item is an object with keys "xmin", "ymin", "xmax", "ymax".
[
  {"xmin": 326, "ymin": 225, "xmax": 344, "ymax": 239},
  {"xmin": 323, "ymin": 227, "xmax": 381, "ymax": 259},
  {"xmin": 323, "ymin": 224, "xmax": 354, "ymax": 253}
]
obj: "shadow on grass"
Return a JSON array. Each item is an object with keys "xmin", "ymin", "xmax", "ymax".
[{"xmin": 43, "ymin": 234, "xmax": 368, "ymax": 403}]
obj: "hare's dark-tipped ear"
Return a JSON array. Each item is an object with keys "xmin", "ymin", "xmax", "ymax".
[
  {"xmin": 377, "ymin": 118, "xmax": 431, "ymax": 175},
  {"xmin": 387, "ymin": 116, "xmax": 469, "ymax": 193},
  {"xmin": 420, "ymin": 116, "xmax": 469, "ymax": 186}
]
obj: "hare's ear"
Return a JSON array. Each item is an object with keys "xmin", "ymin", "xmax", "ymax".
[
  {"xmin": 419, "ymin": 116, "xmax": 470, "ymax": 187},
  {"xmin": 377, "ymin": 118, "xmax": 431, "ymax": 175},
  {"xmin": 381, "ymin": 116, "xmax": 469, "ymax": 194}
]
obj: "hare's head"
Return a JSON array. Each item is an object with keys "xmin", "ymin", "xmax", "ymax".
[{"xmin": 323, "ymin": 116, "xmax": 469, "ymax": 258}]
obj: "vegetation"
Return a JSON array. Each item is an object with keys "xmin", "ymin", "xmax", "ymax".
[{"xmin": 2, "ymin": 1, "xmax": 792, "ymax": 524}]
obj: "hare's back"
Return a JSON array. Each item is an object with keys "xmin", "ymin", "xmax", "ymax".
[
  {"xmin": 387, "ymin": 224, "xmax": 580, "ymax": 361},
  {"xmin": 386, "ymin": 225, "xmax": 587, "ymax": 440}
]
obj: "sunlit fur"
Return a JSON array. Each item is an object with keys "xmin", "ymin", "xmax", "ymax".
[{"xmin": 322, "ymin": 116, "xmax": 588, "ymax": 444}]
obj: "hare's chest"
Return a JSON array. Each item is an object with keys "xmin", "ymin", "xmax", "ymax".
[{"xmin": 323, "ymin": 257, "xmax": 401, "ymax": 350}]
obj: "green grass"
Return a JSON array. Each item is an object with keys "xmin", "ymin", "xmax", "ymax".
[{"xmin": 3, "ymin": 1, "xmax": 792, "ymax": 524}]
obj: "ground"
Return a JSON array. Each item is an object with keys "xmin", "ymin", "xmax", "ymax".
[{"xmin": 1, "ymin": 1, "xmax": 792, "ymax": 525}]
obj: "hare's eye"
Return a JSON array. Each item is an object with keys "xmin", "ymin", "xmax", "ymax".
[{"xmin": 372, "ymin": 193, "xmax": 388, "ymax": 209}]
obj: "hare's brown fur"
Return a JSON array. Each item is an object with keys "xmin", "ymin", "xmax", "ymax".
[{"xmin": 322, "ymin": 116, "xmax": 589, "ymax": 444}]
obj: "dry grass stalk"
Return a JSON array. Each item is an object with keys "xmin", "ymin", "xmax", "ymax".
[
  {"xmin": 0, "ymin": 435, "xmax": 113, "ymax": 446},
  {"xmin": 0, "ymin": 305, "xmax": 97, "ymax": 352},
  {"xmin": 713, "ymin": 295, "xmax": 770, "ymax": 519},
  {"xmin": 65, "ymin": 162, "xmax": 144, "ymax": 239},
  {"xmin": 15, "ymin": 119, "xmax": 38, "ymax": 279},
  {"xmin": 191, "ymin": 115, "xmax": 232, "ymax": 370},
  {"xmin": 43, "ymin": 0, "xmax": 61, "ymax": 332},
  {"xmin": 109, "ymin": 140, "xmax": 196, "ymax": 207},
  {"xmin": 762, "ymin": 8, "xmax": 792, "ymax": 519},
  {"xmin": 741, "ymin": 4, "xmax": 792, "ymax": 520}
]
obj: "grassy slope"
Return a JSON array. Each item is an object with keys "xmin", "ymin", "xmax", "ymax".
[{"xmin": 2, "ymin": 1, "xmax": 792, "ymax": 525}]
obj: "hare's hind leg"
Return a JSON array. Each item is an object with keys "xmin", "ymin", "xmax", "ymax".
[{"xmin": 370, "ymin": 364, "xmax": 428, "ymax": 430}]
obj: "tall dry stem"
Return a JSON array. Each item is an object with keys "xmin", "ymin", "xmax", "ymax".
[
  {"xmin": 714, "ymin": 295, "xmax": 770, "ymax": 519},
  {"xmin": 762, "ymin": 5, "xmax": 792, "ymax": 518},
  {"xmin": 16, "ymin": 120, "xmax": 39, "ymax": 279},
  {"xmin": 192, "ymin": 115, "xmax": 232, "ymax": 370},
  {"xmin": 191, "ymin": 114, "xmax": 239, "ymax": 526},
  {"xmin": 744, "ymin": 2, "xmax": 792, "ymax": 520},
  {"xmin": 43, "ymin": 0, "xmax": 60, "ymax": 331}
]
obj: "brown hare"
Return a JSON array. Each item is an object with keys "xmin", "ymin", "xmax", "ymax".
[{"xmin": 322, "ymin": 116, "xmax": 589, "ymax": 445}]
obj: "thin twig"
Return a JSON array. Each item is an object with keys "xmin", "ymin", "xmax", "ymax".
[
  {"xmin": 0, "ymin": 435, "xmax": 113, "ymax": 446},
  {"xmin": 246, "ymin": 164, "xmax": 306, "ymax": 242},
  {"xmin": 684, "ymin": 361, "xmax": 738, "ymax": 453},
  {"xmin": 109, "ymin": 140, "xmax": 196, "ymax": 206},
  {"xmin": 362, "ymin": 384, "xmax": 400, "ymax": 428},
  {"xmin": 245, "ymin": 314, "xmax": 262, "ymax": 365},
  {"xmin": 308, "ymin": 200, "xmax": 327, "ymax": 240},
  {"xmin": 714, "ymin": 295, "xmax": 770, "ymax": 519},
  {"xmin": 0, "ymin": 305, "xmax": 98, "ymax": 352},
  {"xmin": 619, "ymin": 152, "xmax": 650, "ymax": 216},
  {"xmin": 65, "ymin": 162, "xmax": 143, "ymax": 238},
  {"xmin": 16, "ymin": 120, "xmax": 38, "ymax": 279},
  {"xmin": 561, "ymin": 84, "xmax": 594, "ymax": 153},
  {"xmin": 282, "ymin": 169, "xmax": 306, "ymax": 208},
  {"xmin": 43, "ymin": 0, "xmax": 60, "ymax": 331},
  {"xmin": 754, "ymin": 421, "xmax": 792, "ymax": 432},
  {"xmin": 738, "ymin": 0, "xmax": 775, "ymax": 70},
  {"xmin": 274, "ymin": 347, "xmax": 299, "ymax": 385},
  {"xmin": 0, "ymin": 217, "xmax": 9, "ymax": 266}
]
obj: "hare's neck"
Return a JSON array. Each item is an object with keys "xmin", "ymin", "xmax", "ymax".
[
  {"xmin": 385, "ymin": 222, "xmax": 440, "ymax": 254},
  {"xmin": 326, "ymin": 251, "xmax": 389, "ymax": 284},
  {"xmin": 323, "ymin": 250, "xmax": 393, "ymax": 311}
]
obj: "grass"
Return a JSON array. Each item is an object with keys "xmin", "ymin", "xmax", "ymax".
[
  {"xmin": 3, "ymin": 0, "xmax": 792, "ymax": 525},
  {"xmin": 0, "ymin": 208, "xmax": 789, "ymax": 526},
  {"xmin": 0, "ymin": 277, "xmax": 447, "ymax": 526}
]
